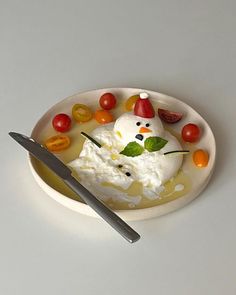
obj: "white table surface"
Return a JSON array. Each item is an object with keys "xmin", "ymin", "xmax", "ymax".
[{"xmin": 1, "ymin": 1, "xmax": 236, "ymax": 294}]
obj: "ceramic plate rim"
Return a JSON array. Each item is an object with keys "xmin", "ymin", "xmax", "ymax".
[{"xmin": 29, "ymin": 87, "xmax": 216, "ymax": 221}]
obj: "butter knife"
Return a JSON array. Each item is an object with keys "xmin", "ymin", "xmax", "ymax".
[{"xmin": 9, "ymin": 132, "xmax": 140, "ymax": 243}]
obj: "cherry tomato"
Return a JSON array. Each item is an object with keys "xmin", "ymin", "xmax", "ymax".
[
  {"xmin": 52, "ymin": 113, "xmax": 71, "ymax": 132},
  {"xmin": 125, "ymin": 95, "xmax": 139, "ymax": 111},
  {"xmin": 45, "ymin": 135, "xmax": 71, "ymax": 152},
  {"xmin": 99, "ymin": 93, "xmax": 116, "ymax": 110},
  {"xmin": 193, "ymin": 149, "xmax": 209, "ymax": 167},
  {"xmin": 72, "ymin": 104, "xmax": 93, "ymax": 122},
  {"xmin": 158, "ymin": 108, "xmax": 183, "ymax": 123},
  {"xmin": 94, "ymin": 109, "xmax": 114, "ymax": 124},
  {"xmin": 182, "ymin": 123, "xmax": 201, "ymax": 143}
]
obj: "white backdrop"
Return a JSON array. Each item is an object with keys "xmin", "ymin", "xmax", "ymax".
[{"xmin": 0, "ymin": 1, "xmax": 235, "ymax": 294}]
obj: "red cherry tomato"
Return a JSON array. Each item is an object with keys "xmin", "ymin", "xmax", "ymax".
[
  {"xmin": 99, "ymin": 93, "xmax": 117, "ymax": 110},
  {"xmin": 52, "ymin": 113, "xmax": 71, "ymax": 132},
  {"xmin": 182, "ymin": 123, "xmax": 201, "ymax": 143},
  {"xmin": 158, "ymin": 108, "xmax": 183, "ymax": 123},
  {"xmin": 94, "ymin": 109, "xmax": 114, "ymax": 124}
]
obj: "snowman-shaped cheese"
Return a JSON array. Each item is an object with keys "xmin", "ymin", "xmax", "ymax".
[
  {"xmin": 114, "ymin": 92, "xmax": 164, "ymax": 146},
  {"xmin": 69, "ymin": 92, "xmax": 183, "ymax": 204}
]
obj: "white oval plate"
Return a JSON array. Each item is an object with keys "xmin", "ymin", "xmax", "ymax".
[{"xmin": 29, "ymin": 88, "xmax": 216, "ymax": 221}]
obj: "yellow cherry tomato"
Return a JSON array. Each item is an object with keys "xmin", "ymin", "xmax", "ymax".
[
  {"xmin": 193, "ymin": 149, "xmax": 209, "ymax": 167},
  {"xmin": 45, "ymin": 135, "xmax": 71, "ymax": 152},
  {"xmin": 125, "ymin": 95, "xmax": 139, "ymax": 111},
  {"xmin": 72, "ymin": 104, "xmax": 93, "ymax": 122}
]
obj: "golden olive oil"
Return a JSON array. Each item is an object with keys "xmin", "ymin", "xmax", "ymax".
[{"xmin": 32, "ymin": 100, "xmax": 191, "ymax": 210}]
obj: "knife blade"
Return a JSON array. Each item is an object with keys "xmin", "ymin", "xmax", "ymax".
[{"xmin": 9, "ymin": 132, "xmax": 140, "ymax": 243}]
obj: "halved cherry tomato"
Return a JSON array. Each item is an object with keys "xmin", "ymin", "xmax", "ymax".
[
  {"xmin": 182, "ymin": 123, "xmax": 201, "ymax": 143},
  {"xmin": 158, "ymin": 108, "xmax": 183, "ymax": 123},
  {"xmin": 193, "ymin": 149, "xmax": 209, "ymax": 167},
  {"xmin": 94, "ymin": 109, "xmax": 114, "ymax": 124},
  {"xmin": 45, "ymin": 135, "xmax": 70, "ymax": 152},
  {"xmin": 125, "ymin": 95, "xmax": 139, "ymax": 111},
  {"xmin": 99, "ymin": 93, "xmax": 117, "ymax": 110},
  {"xmin": 52, "ymin": 113, "xmax": 71, "ymax": 132},
  {"xmin": 72, "ymin": 104, "xmax": 93, "ymax": 122}
]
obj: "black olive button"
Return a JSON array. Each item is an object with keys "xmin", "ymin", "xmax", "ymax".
[{"xmin": 135, "ymin": 134, "xmax": 144, "ymax": 141}]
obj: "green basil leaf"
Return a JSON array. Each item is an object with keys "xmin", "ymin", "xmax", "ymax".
[
  {"xmin": 120, "ymin": 141, "xmax": 144, "ymax": 157},
  {"xmin": 144, "ymin": 136, "xmax": 168, "ymax": 152}
]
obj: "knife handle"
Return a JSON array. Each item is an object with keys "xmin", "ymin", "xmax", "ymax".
[{"xmin": 64, "ymin": 176, "xmax": 140, "ymax": 243}]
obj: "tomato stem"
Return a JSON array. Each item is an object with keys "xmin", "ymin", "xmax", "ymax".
[
  {"xmin": 164, "ymin": 150, "xmax": 189, "ymax": 155},
  {"xmin": 81, "ymin": 132, "xmax": 102, "ymax": 148}
]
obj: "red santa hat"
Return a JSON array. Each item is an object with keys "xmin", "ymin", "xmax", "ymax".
[{"xmin": 134, "ymin": 92, "xmax": 155, "ymax": 118}]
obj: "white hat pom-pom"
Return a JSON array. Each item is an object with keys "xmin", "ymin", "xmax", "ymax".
[{"xmin": 139, "ymin": 92, "xmax": 149, "ymax": 99}]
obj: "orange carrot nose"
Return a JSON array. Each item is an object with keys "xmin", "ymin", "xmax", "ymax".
[{"xmin": 139, "ymin": 127, "xmax": 152, "ymax": 133}]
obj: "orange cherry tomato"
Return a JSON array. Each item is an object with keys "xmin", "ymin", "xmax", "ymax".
[
  {"xmin": 125, "ymin": 95, "xmax": 139, "ymax": 111},
  {"xmin": 193, "ymin": 149, "xmax": 209, "ymax": 167},
  {"xmin": 72, "ymin": 104, "xmax": 93, "ymax": 122},
  {"xmin": 45, "ymin": 135, "xmax": 71, "ymax": 152},
  {"xmin": 94, "ymin": 109, "xmax": 114, "ymax": 124}
]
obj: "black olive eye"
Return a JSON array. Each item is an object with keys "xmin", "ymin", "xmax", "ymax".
[
  {"xmin": 136, "ymin": 122, "xmax": 141, "ymax": 126},
  {"xmin": 125, "ymin": 172, "xmax": 131, "ymax": 177},
  {"xmin": 145, "ymin": 123, "xmax": 150, "ymax": 127},
  {"xmin": 118, "ymin": 164, "xmax": 123, "ymax": 168}
]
